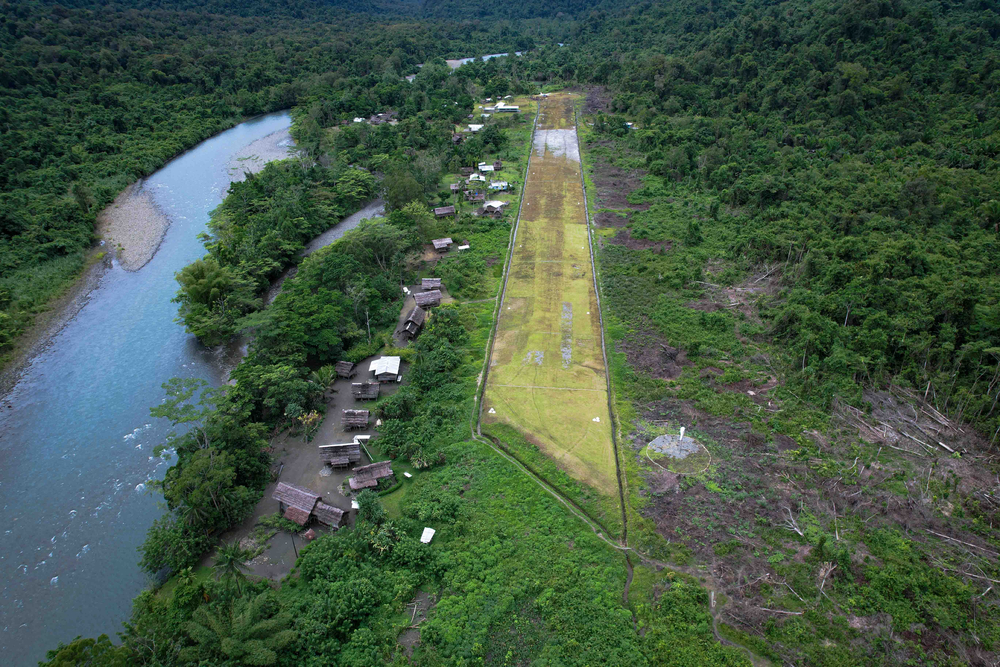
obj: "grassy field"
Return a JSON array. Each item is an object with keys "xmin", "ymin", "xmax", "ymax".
[{"xmin": 483, "ymin": 93, "xmax": 616, "ymax": 495}]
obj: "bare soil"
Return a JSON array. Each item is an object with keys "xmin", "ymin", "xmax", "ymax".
[
  {"xmin": 606, "ymin": 227, "xmax": 672, "ymax": 252},
  {"xmin": 583, "ymin": 86, "xmax": 613, "ymax": 115},
  {"xmin": 615, "ymin": 328, "xmax": 687, "ymax": 380},
  {"xmin": 588, "ymin": 139, "xmax": 648, "ymax": 211}
]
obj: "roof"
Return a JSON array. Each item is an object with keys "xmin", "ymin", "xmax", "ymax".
[
  {"xmin": 450, "ymin": 183, "xmax": 461, "ymax": 191},
  {"xmin": 489, "ymin": 180, "xmax": 509, "ymax": 189},
  {"xmin": 283, "ymin": 505, "xmax": 312, "ymax": 526},
  {"xmin": 349, "ymin": 460, "xmax": 394, "ymax": 490},
  {"xmin": 484, "ymin": 200, "xmax": 507, "ymax": 209},
  {"xmin": 433, "ymin": 205, "xmax": 456, "ymax": 216},
  {"xmin": 420, "ymin": 527, "xmax": 436, "ymax": 543},
  {"xmin": 272, "ymin": 482, "xmax": 320, "ymax": 513},
  {"xmin": 352, "ymin": 382, "xmax": 380, "ymax": 399},
  {"xmin": 406, "ymin": 306, "xmax": 426, "ymax": 327},
  {"xmin": 421, "ymin": 278, "xmax": 442, "ymax": 290},
  {"xmin": 318, "ymin": 442, "xmax": 361, "ymax": 463},
  {"xmin": 342, "ymin": 409, "xmax": 370, "ymax": 427},
  {"xmin": 432, "ymin": 238, "xmax": 453, "ymax": 250},
  {"xmin": 369, "ymin": 356, "xmax": 401, "ymax": 376},
  {"xmin": 313, "ymin": 502, "xmax": 345, "ymax": 527},
  {"xmin": 335, "ymin": 361, "xmax": 356, "ymax": 377},
  {"xmin": 468, "ymin": 124, "xmax": 483, "ymax": 132},
  {"xmin": 414, "ymin": 290, "xmax": 442, "ymax": 308}
]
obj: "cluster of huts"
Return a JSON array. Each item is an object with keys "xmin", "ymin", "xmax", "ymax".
[
  {"xmin": 441, "ymin": 158, "xmax": 512, "ymax": 219},
  {"xmin": 401, "ymin": 277, "xmax": 445, "ymax": 341}
]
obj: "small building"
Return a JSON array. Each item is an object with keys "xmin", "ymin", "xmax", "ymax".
[
  {"xmin": 459, "ymin": 166, "xmax": 474, "ymax": 176},
  {"xmin": 352, "ymin": 382, "xmax": 380, "ymax": 401},
  {"xmin": 468, "ymin": 124, "xmax": 484, "ymax": 133},
  {"xmin": 432, "ymin": 237, "xmax": 453, "ymax": 252},
  {"xmin": 414, "ymin": 290, "xmax": 442, "ymax": 308},
  {"xmin": 318, "ymin": 441, "xmax": 362, "ymax": 468},
  {"xmin": 465, "ymin": 191, "xmax": 485, "ymax": 203},
  {"xmin": 451, "ymin": 134, "xmax": 465, "ymax": 145},
  {"xmin": 479, "ymin": 164, "xmax": 495, "ymax": 173},
  {"xmin": 353, "ymin": 117, "xmax": 365, "ymax": 123},
  {"xmin": 313, "ymin": 502, "xmax": 345, "ymax": 528},
  {"xmin": 369, "ymin": 356, "xmax": 401, "ymax": 382},
  {"xmin": 335, "ymin": 361, "xmax": 357, "ymax": 379},
  {"xmin": 484, "ymin": 200, "xmax": 508, "ymax": 217},
  {"xmin": 467, "ymin": 173, "xmax": 486, "ymax": 183},
  {"xmin": 489, "ymin": 180, "xmax": 510, "ymax": 191},
  {"xmin": 450, "ymin": 183, "xmax": 462, "ymax": 194},
  {"xmin": 421, "ymin": 278, "xmax": 442, "ymax": 290},
  {"xmin": 495, "ymin": 102, "xmax": 519, "ymax": 113},
  {"xmin": 434, "ymin": 205, "xmax": 456, "ymax": 218},
  {"xmin": 272, "ymin": 482, "xmax": 321, "ymax": 526},
  {"xmin": 493, "ymin": 159, "xmax": 502, "ymax": 170},
  {"xmin": 403, "ymin": 306, "xmax": 426, "ymax": 340},
  {"xmin": 349, "ymin": 460, "xmax": 395, "ymax": 491},
  {"xmin": 342, "ymin": 409, "xmax": 370, "ymax": 430}
]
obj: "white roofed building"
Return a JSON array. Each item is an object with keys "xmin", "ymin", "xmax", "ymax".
[{"xmin": 369, "ymin": 356, "xmax": 401, "ymax": 382}]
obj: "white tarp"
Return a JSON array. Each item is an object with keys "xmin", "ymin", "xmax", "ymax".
[
  {"xmin": 369, "ymin": 356, "xmax": 401, "ymax": 376},
  {"xmin": 420, "ymin": 527, "xmax": 436, "ymax": 544}
]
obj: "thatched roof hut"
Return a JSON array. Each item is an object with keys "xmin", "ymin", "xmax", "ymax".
[
  {"xmin": 421, "ymin": 278, "xmax": 442, "ymax": 290},
  {"xmin": 352, "ymin": 382, "xmax": 380, "ymax": 401},
  {"xmin": 349, "ymin": 460, "xmax": 394, "ymax": 491},
  {"xmin": 465, "ymin": 191, "xmax": 485, "ymax": 203},
  {"xmin": 272, "ymin": 482, "xmax": 321, "ymax": 526},
  {"xmin": 414, "ymin": 290, "xmax": 442, "ymax": 308},
  {"xmin": 314, "ymin": 502, "xmax": 345, "ymax": 528},
  {"xmin": 403, "ymin": 306, "xmax": 426, "ymax": 339},
  {"xmin": 432, "ymin": 237, "xmax": 453, "ymax": 252},
  {"xmin": 318, "ymin": 442, "xmax": 361, "ymax": 467},
  {"xmin": 342, "ymin": 409, "xmax": 370, "ymax": 430},
  {"xmin": 335, "ymin": 361, "xmax": 357, "ymax": 378},
  {"xmin": 433, "ymin": 205, "xmax": 456, "ymax": 218}
]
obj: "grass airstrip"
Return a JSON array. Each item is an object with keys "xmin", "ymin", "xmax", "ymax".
[{"xmin": 483, "ymin": 93, "xmax": 616, "ymax": 495}]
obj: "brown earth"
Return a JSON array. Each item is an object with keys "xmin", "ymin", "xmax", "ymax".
[{"xmin": 606, "ymin": 227, "xmax": 672, "ymax": 252}]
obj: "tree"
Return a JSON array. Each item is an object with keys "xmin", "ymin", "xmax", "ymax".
[
  {"xmin": 383, "ymin": 167, "xmax": 424, "ymax": 211},
  {"xmin": 213, "ymin": 541, "xmax": 255, "ymax": 595},
  {"xmin": 309, "ymin": 365, "xmax": 338, "ymax": 399},
  {"xmin": 41, "ymin": 635, "xmax": 131, "ymax": 667},
  {"xmin": 181, "ymin": 593, "xmax": 295, "ymax": 666}
]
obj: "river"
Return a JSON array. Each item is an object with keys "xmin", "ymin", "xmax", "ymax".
[{"xmin": 0, "ymin": 112, "xmax": 293, "ymax": 666}]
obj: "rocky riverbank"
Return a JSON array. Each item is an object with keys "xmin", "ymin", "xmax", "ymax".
[
  {"xmin": 226, "ymin": 127, "xmax": 296, "ymax": 181},
  {"xmin": 95, "ymin": 182, "xmax": 171, "ymax": 271}
]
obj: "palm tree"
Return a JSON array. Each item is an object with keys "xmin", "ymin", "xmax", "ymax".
[
  {"xmin": 308, "ymin": 364, "xmax": 337, "ymax": 400},
  {"xmin": 213, "ymin": 541, "xmax": 253, "ymax": 595},
  {"xmin": 982, "ymin": 200, "xmax": 1000, "ymax": 233},
  {"xmin": 180, "ymin": 592, "xmax": 296, "ymax": 666}
]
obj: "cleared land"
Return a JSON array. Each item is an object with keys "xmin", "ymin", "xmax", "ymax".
[{"xmin": 484, "ymin": 94, "xmax": 615, "ymax": 494}]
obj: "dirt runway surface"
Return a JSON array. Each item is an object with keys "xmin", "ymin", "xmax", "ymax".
[{"xmin": 483, "ymin": 93, "xmax": 615, "ymax": 494}]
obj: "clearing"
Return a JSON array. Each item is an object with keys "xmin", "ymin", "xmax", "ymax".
[{"xmin": 483, "ymin": 93, "xmax": 615, "ymax": 495}]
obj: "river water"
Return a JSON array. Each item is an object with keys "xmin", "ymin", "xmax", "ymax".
[{"xmin": 0, "ymin": 112, "xmax": 292, "ymax": 666}]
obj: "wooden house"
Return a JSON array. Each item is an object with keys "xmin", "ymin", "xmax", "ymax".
[
  {"xmin": 432, "ymin": 237, "xmax": 453, "ymax": 252},
  {"xmin": 313, "ymin": 502, "xmax": 345, "ymax": 528},
  {"xmin": 452, "ymin": 134, "xmax": 465, "ymax": 145},
  {"xmin": 414, "ymin": 290, "xmax": 442, "ymax": 308},
  {"xmin": 433, "ymin": 205, "xmax": 456, "ymax": 218},
  {"xmin": 368, "ymin": 356, "xmax": 401, "ymax": 382},
  {"xmin": 403, "ymin": 306, "xmax": 426, "ymax": 340},
  {"xmin": 489, "ymin": 180, "xmax": 510, "ymax": 191},
  {"xmin": 450, "ymin": 183, "xmax": 462, "ymax": 194},
  {"xmin": 318, "ymin": 442, "xmax": 361, "ymax": 468},
  {"xmin": 493, "ymin": 159, "xmax": 503, "ymax": 170},
  {"xmin": 483, "ymin": 200, "xmax": 508, "ymax": 217},
  {"xmin": 421, "ymin": 278, "xmax": 442, "ymax": 290},
  {"xmin": 352, "ymin": 382, "xmax": 380, "ymax": 401},
  {"xmin": 349, "ymin": 460, "xmax": 394, "ymax": 491},
  {"xmin": 335, "ymin": 361, "xmax": 357, "ymax": 378},
  {"xmin": 342, "ymin": 409, "xmax": 370, "ymax": 430},
  {"xmin": 459, "ymin": 166, "xmax": 474, "ymax": 176},
  {"xmin": 272, "ymin": 482, "xmax": 321, "ymax": 526},
  {"xmin": 465, "ymin": 191, "xmax": 485, "ymax": 203}
]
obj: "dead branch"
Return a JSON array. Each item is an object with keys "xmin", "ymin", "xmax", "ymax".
[
  {"xmin": 757, "ymin": 607, "xmax": 803, "ymax": 615},
  {"xmin": 781, "ymin": 506, "xmax": 804, "ymax": 537},
  {"xmin": 925, "ymin": 530, "xmax": 999, "ymax": 557}
]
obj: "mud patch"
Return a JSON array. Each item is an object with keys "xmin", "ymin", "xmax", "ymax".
[
  {"xmin": 594, "ymin": 209, "xmax": 631, "ymax": 228},
  {"xmin": 560, "ymin": 302, "xmax": 573, "ymax": 369},
  {"xmin": 616, "ymin": 329, "xmax": 687, "ymax": 380},
  {"xmin": 607, "ymin": 227, "xmax": 671, "ymax": 252}
]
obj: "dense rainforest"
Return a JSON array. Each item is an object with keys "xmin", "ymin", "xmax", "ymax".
[{"xmin": 22, "ymin": 0, "xmax": 1000, "ymax": 664}]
